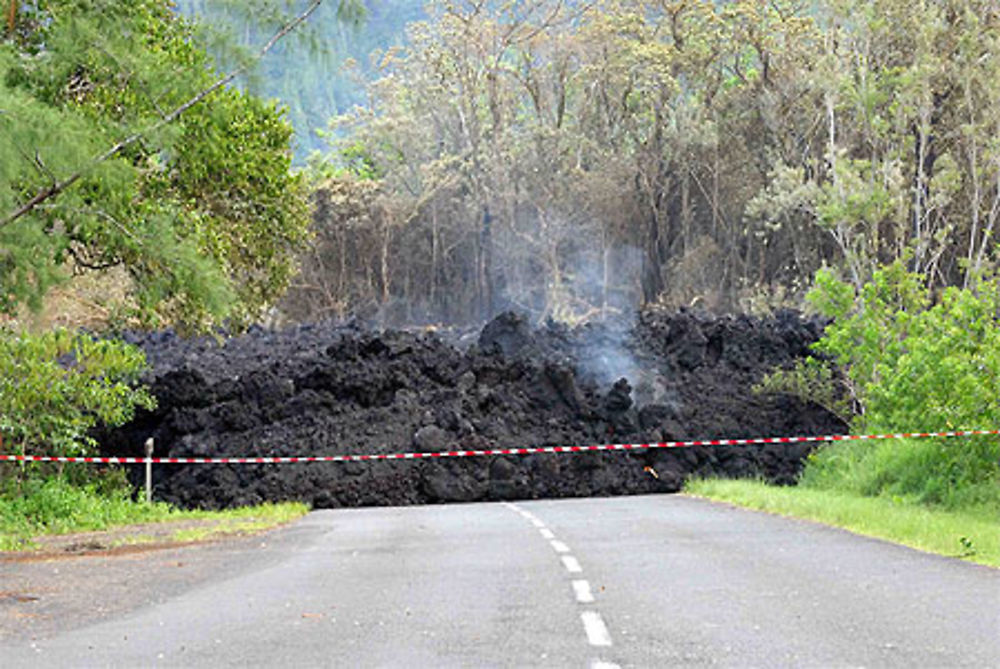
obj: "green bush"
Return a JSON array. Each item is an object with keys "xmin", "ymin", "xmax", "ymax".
[
  {"xmin": 793, "ymin": 264, "xmax": 1000, "ymax": 511},
  {"xmin": 0, "ymin": 328, "xmax": 155, "ymax": 464}
]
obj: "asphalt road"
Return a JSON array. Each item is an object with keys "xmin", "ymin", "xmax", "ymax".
[{"xmin": 2, "ymin": 495, "xmax": 998, "ymax": 667}]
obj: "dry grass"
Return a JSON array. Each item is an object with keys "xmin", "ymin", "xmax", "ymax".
[{"xmin": 1, "ymin": 265, "xmax": 138, "ymax": 333}]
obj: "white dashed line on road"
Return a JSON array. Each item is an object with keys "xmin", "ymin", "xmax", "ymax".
[
  {"xmin": 581, "ymin": 611, "xmax": 613, "ymax": 647},
  {"xmin": 561, "ymin": 555, "xmax": 583, "ymax": 573},
  {"xmin": 504, "ymin": 501, "xmax": 617, "ymax": 666},
  {"xmin": 572, "ymin": 579, "xmax": 595, "ymax": 603},
  {"xmin": 550, "ymin": 540, "xmax": 571, "ymax": 553}
]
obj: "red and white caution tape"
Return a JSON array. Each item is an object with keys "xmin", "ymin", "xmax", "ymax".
[{"xmin": 0, "ymin": 429, "xmax": 996, "ymax": 465}]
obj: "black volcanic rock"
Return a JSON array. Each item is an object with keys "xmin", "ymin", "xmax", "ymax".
[{"xmin": 102, "ymin": 309, "xmax": 846, "ymax": 509}]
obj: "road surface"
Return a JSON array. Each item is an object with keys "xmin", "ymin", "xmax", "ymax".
[{"xmin": 2, "ymin": 495, "xmax": 998, "ymax": 667}]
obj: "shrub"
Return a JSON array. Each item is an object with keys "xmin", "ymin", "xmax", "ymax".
[
  {"xmin": 0, "ymin": 328, "xmax": 155, "ymax": 469},
  {"xmin": 784, "ymin": 264, "xmax": 1000, "ymax": 511}
]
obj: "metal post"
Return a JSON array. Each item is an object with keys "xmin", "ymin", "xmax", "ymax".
[{"xmin": 144, "ymin": 438, "xmax": 154, "ymax": 504}]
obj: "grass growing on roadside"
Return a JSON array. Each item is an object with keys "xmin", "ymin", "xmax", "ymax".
[
  {"xmin": 0, "ymin": 475, "xmax": 308, "ymax": 551},
  {"xmin": 684, "ymin": 478, "xmax": 1000, "ymax": 568},
  {"xmin": 101, "ymin": 506, "xmax": 309, "ymax": 549},
  {"xmin": 166, "ymin": 511, "xmax": 301, "ymax": 544},
  {"xmin": 153, "ymin": 503, "xmax": 310, "ymax": 545}
]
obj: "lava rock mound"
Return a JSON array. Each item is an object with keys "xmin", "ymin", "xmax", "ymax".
[{"xmin": 103, "ymin": 308, "xmax": 846, "ymax": 509}]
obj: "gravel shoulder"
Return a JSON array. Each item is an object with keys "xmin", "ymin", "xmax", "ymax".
[
  {"xmin": 4, "ymin": 517, "xmax": 266, "ymax": 559},
  {"xmin": 0, "ymin": 518, "xmax": 303, "ymax": 642}
]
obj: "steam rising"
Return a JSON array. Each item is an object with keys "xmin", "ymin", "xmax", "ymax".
[
  {"xmin": 531, "ymin": 241, "xmax": 651, "ymax": 401},
  {"xmin": 489, "ymin": 215, "xmax": 651, "ymax": 399}
]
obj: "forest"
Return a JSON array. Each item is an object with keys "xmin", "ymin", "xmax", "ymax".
[
  {"xmin": 3, "ymin": 1, "xmax": 998, "ymax": 329},
  {"xmin": 281, "ymin": 0, "xmax": 1000, "ymax": 327}
]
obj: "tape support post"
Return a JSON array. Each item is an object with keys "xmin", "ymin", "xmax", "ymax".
[{"xmin": 0, "ymin": 429, "xmax": 996, "ymax": 465}]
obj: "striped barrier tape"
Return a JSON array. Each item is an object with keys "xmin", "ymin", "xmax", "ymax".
[{"xmin": 0, "ymin": 429, "xmax": 996, "ymax": 465}]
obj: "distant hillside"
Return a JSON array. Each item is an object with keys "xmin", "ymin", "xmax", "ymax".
[{"xmin": 173, "ymin": 0, "xmax": 425, "ymax": 161}]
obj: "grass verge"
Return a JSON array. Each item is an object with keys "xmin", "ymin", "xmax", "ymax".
[
  {"xmin": 0, "ymin": 476, "xmax": 308, "ymax": 552},
  {"xmin": 92, "ymin": 504, "xmax": 310, "ymax": 550},
  {"xmin": 684, "ymin": 478, "xmax": 1000, "ymax": 568}
]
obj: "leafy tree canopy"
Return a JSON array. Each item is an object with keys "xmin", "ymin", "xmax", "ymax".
[
  {"xmin": 0, "ymin": 326, "xmax": 155, "ymax": 461},
  {"xmin": 1, "ymin": 0, "xmax": 312, "ymax": 329}
]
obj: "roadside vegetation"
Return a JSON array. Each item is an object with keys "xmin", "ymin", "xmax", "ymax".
[
  {"xmin": 0, "ymin": 472, "xmax": 307, "ymax": 551},
  {"xmin": 0, "ymin": 0, "xmax": 340, "ymax": 549},
  {"xmin": 692, "ymin": 263, "xmax": 1000, "ymax": 566},
  {"xmin": 685, "ymin": 479, "xmax": 999, "ymax": 568}
]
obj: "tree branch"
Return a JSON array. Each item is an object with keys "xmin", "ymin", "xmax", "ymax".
[
  {"xmin": 6, "ymin": 0, "xmax": 15, "ymax": 36},
  {"xmin": 0, "ymin": 0, "xmax": 324, "ymax": 230}
]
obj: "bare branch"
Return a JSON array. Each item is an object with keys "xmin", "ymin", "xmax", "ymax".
[{"xmin": 33, "ymin": 151, "xmax": 56, "ymax": 184}]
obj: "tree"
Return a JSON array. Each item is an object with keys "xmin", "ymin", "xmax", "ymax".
[
  {"xmin": 294, "ymin": 0, "xmax": 1000, "ymax": 325},
  {"xmin": 751, "ymin": 0, "xmax": 1000, "ymax": 292},
  {"xmin": 0, "ymin": 0, "xmax": 337, "ymax": 329},
  {"xmin": 175, "ymin": 0, "xmax": 419, "ymax": 160},
  {"xmin": 316, "ymin": 0, "xmax": 607, "ymax": 324},
  {"xmin": 0, "ymin": 327, "xmax": 155, "ymax": 465}
]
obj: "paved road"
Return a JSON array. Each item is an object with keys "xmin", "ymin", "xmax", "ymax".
[{"xmin": 2, "ymin": 495, "xmax": 998, "ymax": 667}]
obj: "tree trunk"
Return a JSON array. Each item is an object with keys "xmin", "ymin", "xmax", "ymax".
[
  {"xmin": 480, "ymin": 204, "xmax": 494, "ymax": 319},
  {"xmin": 912, "ymin": 107, "xmax": 930, "ymax": 274},
  {"xmin": 430, "ymin": 199, "xmax": 439, "ymax": 306},
  {"xmin": 641, "ymin": 208, "xmax": 665, "ymax": 303},
  {"xmin": 6, "ymin": 1, "xmax": 15, "ymax": 36},
  {"xmin": 602, "ymin": 229, "xmax": 610, "ymax": 319},
  {"xmin": 380, "ymin": 219, "xmax": 391, "ymax": 306},
  {"xmin": 681, "ymin": 166, "xmax": 692, "ymax": 258}
]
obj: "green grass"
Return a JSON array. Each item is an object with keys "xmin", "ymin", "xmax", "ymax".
[
  {"xmin": 166, "ymin": 513, "xmax": 300, "ymax": 544},
  {"xmin": 800, "ymin": 437, "xmax": 1000, "ymax": 511},
  {"xmin": 102, "ymin": 509, "xmax": 307, "ymax": 548},
  {"xmin": 685, "ymin": 478, "xmax": 1000, "ymax": 568},
  {"xmin": 0, "ymin": 475, "xmax": 308, "ymax": 551}
]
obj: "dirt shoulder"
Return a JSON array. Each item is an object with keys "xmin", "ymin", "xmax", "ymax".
[
  {"xmin": 2, "ymin": 516, "xmax": 285, "ymax": 562},
  {"xmin": 0, "ymin": 517, "xmax": 303, "ymax": 642}
]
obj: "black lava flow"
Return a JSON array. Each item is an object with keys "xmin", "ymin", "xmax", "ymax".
[{"xmin": 101, "ymin": 308, "xmax": 847, "ymax": 509}]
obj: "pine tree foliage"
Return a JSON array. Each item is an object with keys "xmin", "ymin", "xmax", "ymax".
[{"xmin": 1, "ymin": 0, "xmax": 312, "ymax": 329}]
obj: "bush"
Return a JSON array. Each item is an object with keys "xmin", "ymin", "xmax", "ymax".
[
  {"xmin": 755, "ymin": 356, "xmax": 853, "ymax": 424},
  {"xmin": 0, "ymin": 328, "xmax": 155, "ymax": 468},
  {"xmin": 792, "ymin": 264, "xmax": 1000, "ymax": 511}
]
